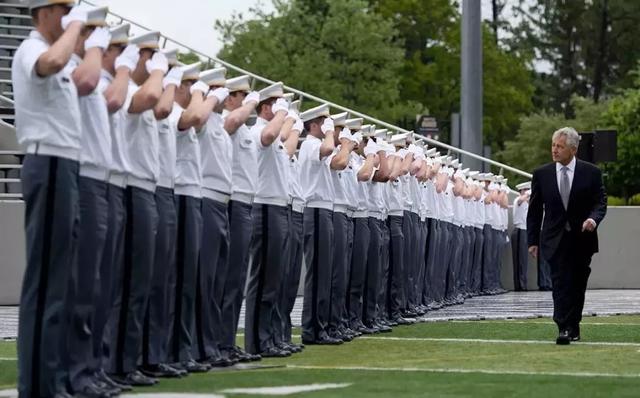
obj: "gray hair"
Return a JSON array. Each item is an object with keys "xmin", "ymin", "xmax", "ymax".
[{"xmin": 552, "ymin": 127, "xmax": 581, "ymax": 149}]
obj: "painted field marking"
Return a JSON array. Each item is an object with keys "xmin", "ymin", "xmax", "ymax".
[
  {"xmin": 0, "ymin": 358, "xmax": 15, "ymax": 361},
  {"xmin": 121, "ymin": 394, "xmax": 225, "ymax": 398},
  {"xmin": 451, "ymin": 320, "xmax": 640, "ymax": 326},
  {"xmin": 286, "ymin": 365, "xmax": 640, "ymax": 379},
  {"xmin": 360, "ymin": 336, "xmax": 640, "ymax": 347},
  {"xmin": 219, "ymin": 383, "xmax": 352, "ymax": 395}
]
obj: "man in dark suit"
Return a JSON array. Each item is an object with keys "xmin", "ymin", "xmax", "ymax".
[{"xmin": 527, "ymin": 127, "xmax": 607, "ymax": 345}]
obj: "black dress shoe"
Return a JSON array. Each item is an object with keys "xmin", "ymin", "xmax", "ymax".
[
  {"xmin": 556, "ymin": 330, "xmax": 571, "ymax": 345},
  {"xmin": 568, "ymin": 326, "xmax": 581, "ymax": 342},
  {"xmin": 97, "ymin": 369, "xmax": 133, "ymax": 392},
  {"xmin": 357, "ymin": 324, "xmax": 378, "ymax": 334},
  {"xmin": 393, "ymin": 317, "xmax": 415, "ymax": 325},
  {"xmin": 374, "ymin": 321, "xmax": 392, "ymax": 333},
  {"xmin": 260, "ymin": 347, "xmax": 291, "ymax": 357},
  {"xmin": 140, "ymin": 363, "xmax": 183, "ymax": 378},
  {"xmin": 73, "ymin": 381, "xmax": 116, "ymax": 398},
  {"xmin": 302, "ymin": 335, "xmax": 343, "ymax": 345},
  {"xmin": 116, "ymin": 370, "xmax": 158, "ymax": 386},
  {"xmin": 181, "ymin": 359, "xmax": 211, "ymax": 373},
  {"xmin": 54, "ymin": 392, "xmax": 73, "ymax": 398}
]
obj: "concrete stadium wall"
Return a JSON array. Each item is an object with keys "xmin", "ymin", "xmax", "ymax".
[{"xmin": 1, "ymin": 203, "xmax": 639, "ymax": 305}]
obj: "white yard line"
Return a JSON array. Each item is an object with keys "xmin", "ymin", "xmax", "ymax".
[
  {"xmin": 0, "ymin": 358, "xmax": 15, "ymax": 361},
  {"xmin": 286, "ymin": 365, "xmax": 640, "ymax": 379},
  {"xmin": 360, "ymin": 336, "xmax": 640, "ymax": 347},
  {"xmin": 451, "ymin": 320, "xmax": 640, "ymax": 326},
  {"xmin": 219, "ymin": 383, "xmax": 352, "ymax": 395}
]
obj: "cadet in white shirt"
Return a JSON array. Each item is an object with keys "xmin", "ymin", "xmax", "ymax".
[
  {"xmin": 217, "ymin": 76, "xmax": 262, "ymax": 362},
  {"xmin": 404, "ymin": 143, "xmax": 425, "ymax": 317},
  {"xmin": 106, "ymin": 31, "xmax": 167, "ymax": 387},
  {"xmin": 460, "ymin": 172, "xmax": 477, "ymax": 299},
  {"xmin": 190, "ymin": 67, "xmax": 234, "ymax": 368},
  {"xmin": 93, "ymin": 24, "xmax": 138, "ymax": 391},
  {"xmin": 298, "ymin": 104, "xmax": 343, "ymax": 345},
  {"xmin": 362, "ymin": 137, "xmax": 392, "ymax": 332},
  {"xmin": 12, "ymin": 2, "xmax": 91, "ymax": 396},
  {"xmin": 244, "ymin": 83, "xmax": 294, "ymax": 357},
  {"xmin": 481, "ymin": 176, "xmax": 500, "ymax": 295},
  {"xmin": 327, "ymin": 115, "xmax": 359, "ymax": 341},
  {"xmin": 63, "ymin": 7, "xmax": 114, "ymax": 397},
  {"xmin": 469, "ymin": 176, "xmax": 487, "ymax": 296},
  {"xmin": 448, "ymin": 165, "xmax": 467, "ymax": 304},
  {"xmin": 345, "ymin": 132, "xmax": 377, "ymax": 333},
  {"xmin": 512, "ymin": 182, "xmax": 531, "ymax": 291},
  {"xmin": 431, "ymin": 159, "xmax": 452, "ymax": 306},
  {"xmin": 422, "ymin": 153, "xmax": 440, "ymax": 308}
]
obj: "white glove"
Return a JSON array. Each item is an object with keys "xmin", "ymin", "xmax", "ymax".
[
  {"xmin": 84, "ymin": 26, "xmax": 111, "ymax": 51},
  {"xmin": 271, "ymin": 98, "xmax": 289, "ymax": 114},
  {"xmin": 292, "ymin": 115, "xmax": 304, "ymax": 133},
  {"xmin": 385, "ymin": 144, "xmax": 397, "ymax": 157},
  {"xmin": 208, "ymin": 87, "xmax": 230, "ymax": 102},
  {"xmin": 61, "ymin": 6, "xmax": 87, "ymax": 30},
  {"xmin": 338, "ymin": 127, "xmax": 352, "ymax": 141},
  {"xmin": 190, "ymin": 81, "xmax": 209, "ymax": 95},
  {"xmin": 407, "ymin": 144, "xmax": 420, "ymax": 156},
  {"xmin": 320, "ymin": 118, "xmax": 335, "ymax": 136},
  {"xmin": 351, "ymin": 132, "xmax": 363, "ymax": 144},
  {"xmin": 242, "ymin": 91, "xmax": 260, "ymax": 106},
  {"xmin": 163, "ymin": 67, "xmax": 184, "ymax": 89},
  {"xmin": 115, "ymin": 44, "xmax": 140, "ymax": 72},
  {"xmin": 145, "ymin": 52, "xmax": 169, "ymax": 74},
  {"xmin": 364, "ymin": 140, "xmax": 378, "ymax": 157},
  {"xmin": 286, "ymin": 110, "xmax": 298, "ymax": 122}
]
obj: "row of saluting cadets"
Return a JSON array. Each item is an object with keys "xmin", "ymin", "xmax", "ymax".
[{"xmin": 12, "ymin": 3, "xmax": 522, "ymax": 398}]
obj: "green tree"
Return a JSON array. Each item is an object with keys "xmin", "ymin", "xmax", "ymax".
[
  {"xmin": 177, "ymin": 51, "xmax": 202, "ymax": 66},
  {"xmin": 215, "ymin": 0, "xmax": 419, "ymax": 121}
]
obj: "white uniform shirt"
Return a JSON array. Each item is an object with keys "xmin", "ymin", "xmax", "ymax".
[
  {"xmin": 367, "ymin": 180, "xmax": 385, "ymax": 215},
  {"xmin": 330, "ymin": 146, "xmax": 350, "ymax": 208},
  {"xmin": 230, "ymin": 122, "xmax": 258, "ymax": 201},
  {"xmin": 254, "ymin": 120, "xmax": 291, "ymax": 206},
  {"xmin": 68, "ymin": 54, "xmax": 111, "ymax": 180},
  {"xmin": 200, "ymin": 112, "xmax": 232, "ymax": 194},
  {"xmin": 299, "ymin": 135, "xmax": 335, "ymax": 210},
  {"xmin": 400, "ymin": 175, "xmax": 413, "ymax": 212},
  {"xmin": 424, "ymin": 180, "xmax": 436, "ymax": 219},
  {"xmin": 452, "ymin": 194, "xmax": 466, "ymax": 226},
  {"xmin": 12, "ymin": 30, "xmax": 81, "ymax": 160},
  {"xmin": 476, "ymin": 193, "xmax": 486, "ymax": 228},
  {"xmin": 289, "ymin": 154, "xmax": 304, "ymax": 203},
  {"xmin": 99, "ymin": 70, "xmax": 131, "ymax": 181},
  {"xmin": 350, "ymin": 154, "xmax": 369, "ymax": 212},
  {"xmin": 174, "ymin": 104, "xmax": 201, "ymax": 197},
  {"xmin": 156, "ymin": 107, "xmax": 177, "ymax": 189},
  {"xmin": 340, "ymin": 153, "xmax": 359, "ymax": 211},
  {"xmin": 386, "ymin": 178, "xmax": 405, "ymax": 215},
  {"xmin": 124, "ymin": 81, "xmax": 159, "ymax": 192},
  {"xmin": 441, "ymin": 181, "xmax": 455, "ymax": 223}
]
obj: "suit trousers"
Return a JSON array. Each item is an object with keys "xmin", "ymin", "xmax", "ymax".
[
  {"xmin": 18, "ymin": 155, "xmax": 79, "ymax": 397},
  {"xmin": 67, "ymin": 176, "xmax": 109, "ymax": 391},
  {"xmin": 245, "ymin": 203, "xmax": 290, "ymax": 353}
]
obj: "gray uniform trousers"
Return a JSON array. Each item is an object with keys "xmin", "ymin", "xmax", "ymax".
[
  {"xmin": 386, "ymin": 215, "xmax": 405, "ymax": 319},
  {"xmin": 340, "ymin": 216, "xmax": 354, "ymax": 328},
  {"xmin": 470, "ymin": 227, "xmax": 484, "ymax": 294},
  {"xmin": 301, "ymin": 207, "xmax": 334, "ymax": 342},
  {"xmin": 436, "ymin": 222, "xmax": 453, "ymax": 302},
  {"xmin": 446, "ymin": 225, "xmax": 464, "ymax": 299},
  {"xmin": 400, "ymin": 212, "xmax": 412, "ymax": 311},
  {"xmin": 481, "ymin": 225, "xmax": 494, "ymax": 292},
  {"xmin": 488, "ymin": 229, "xmax": 502, "ymax": 290},
  {"xmin": 67, "ymin": 176, "xmax": 109, "ymax": 391},
  {"xmin": 281, "ymin": 207, "xmax": 304, "ymax": 343},
  {"xmin": 511, "ymin": 228, "xmax": 528, "ymax": 291},
  {"xmin": 193, "ymin": 197, "xmax": 226, "ymax": 361},
  {"xmin": 409, "ymin": 212, "xmax": 422, "ymax": 309},
  {"xmin": 363, "ymin": 217, "xmax": 383, "ymax": 326},
  {"xmin": 415, "ymin": 218, "xmax": 429, "ymax": 306},
  {"xmin": 458, "ymin": 226, "xmax": 473, "ymax": 295},
  {"xmin": 18, "ymin": 155, "xmax": 79, "ymax": 398},
  {"xmin": 219, "ymin": 199, "xmax": 253, "ymax": 349},
  {"xmin": 106, "ymin": 186, "xmax": 158, "ymax": 375},
  {"xmin": 245, "ymin": 203, "xmax": 290, "ymax": 353},
  {"xmin": 377, "ymin": 219, "xmax": 391, "ymax": 320},
  {"xmin": 346, "ymin": 217, "xmax": 370, "ymax": 329},
  {"xmin": 328, "ymin": 211, "xmax": 352, "ymax": 332},
  {"xmin": 94, "ymin": 184, "xmax": 125, "ymax": 374},
  {"xmin": 142, "ymin": 187, "xmax": 176, "ymax": 366},
  {"xmin": 423, "ymin": 218, "xmax": 438, "ymax": 305}
]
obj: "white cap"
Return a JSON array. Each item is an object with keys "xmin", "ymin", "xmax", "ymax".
[
  {"xmin": 389, "ymin": 132, "xmax": 410, "ymax": 145},
  {"xmin": 129, "ymin": 31, "xmax": 161, "ymax": 50},
  {"xmin": 468, "ymin": 170, "xmax": 480, "ymax": 178},
  {"xmin": 28, "ymin": 0, "xmax": 74, "ymax": 11},
  {"xmin": 374, "ymin": 129, "xmax": 388, "ymax": 139},
  {"xmin": 283, "ymin": 93, "xmax": 295, "ymax": 103},
  {"xmin": 109, "ymin": 23, "xmax": 131, "ymax": 46},
  {"xmin": 516, "ymin": 182, "xmax": 531, "ymax": 191},
  {"xmin": 85, "ymin": 6, "xmax": 108, "ymax": 27},
  {"xmin": 425, "ymin": 148, "xmax": 437, "ymax": 157},
  {"xmin": 258, "ymin": 82, "xmax": 284, "ymax": 102},
  {"xmin": 226, "ymin": 75, "xmax": 251, "ymax": 93},
  {"xmin": 161, "ymin": 48, "xmax": 180, "ymax": 67},
  {"xmin": 290, "ymin": 100, "xmax": 301, "ymax": 112},
  {"xmin": 180, "ymin": 62, "xmax": 201, "ymax": 81},
  {"xmin": 360, "ymin": 125, "xmax": 374, "ymax": 137},
  {"xmin": 450, "ymin": 159, "xmax": 460, "ymax": 169},
  {"xmin": 300, "ymin": 104, "xmax": 331, "ymax": 122},
  {"xmin": 200, "ymin": 67, "xmax": 227, "ymax": 87},
  {"xmin": 331, "ymin": 112, "xmax": 349, "ymax": 127},
  {"xmin": 344, "ymin": 118, "xmax": 364, "ymax": 131}
]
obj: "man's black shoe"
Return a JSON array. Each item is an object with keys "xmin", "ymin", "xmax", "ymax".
[
  {"xmin": 302, "ymin": 336, "xmax": 343, "ymax": 345},
  {"xmin": 73, "ymin": 381, "xmax": 117, "ymax": 398},
  {"xmin": 111, "ymin": 370, "xmax": 157, "ymax": 386},
  {"xmin": 568, "ymin": 325, "xmax": 581, "ymax": 341},
  {"xmin": 260, "ymin": 347, "xmax": 291, "ymax": 357},
  {"xmin": 54, "ymin": 392, "xmax": 73, "ymax": 398},
  {"xmin": 179, "ymin": 359, "xmax": 210, "ymax": 373},
  {"xmin": 140, "ymin": 363, "xmax": 183, "ymax": 378},
  {"xmin": 556, "ymin": 330, "xmax": 571, "ymax": 345},
  {"xmin": 357, "ymin": 324, "xmax": 378, "ymax": 334},
  {"xmin": 96, "ymin": 369, "xmax": 133, "ymax": 391},
  {"xmin": 374, "ymin": 321, "xmax": 392, "ymax": 333},
  {"xmin": 393, "ymin": 317, "xmax": 416, "ymax": 326}
]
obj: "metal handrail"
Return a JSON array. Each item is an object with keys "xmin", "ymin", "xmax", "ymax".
[{"xmin": 77, "ymin": 0, "xmax": 531, "ymax": 179}]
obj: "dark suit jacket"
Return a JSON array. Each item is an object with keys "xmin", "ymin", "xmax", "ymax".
[{"xmin": 527, "ymin": 159, "xmax": 607, "ymax": 261}]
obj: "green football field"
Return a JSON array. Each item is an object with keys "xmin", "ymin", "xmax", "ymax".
[{"xmin": 2, "ymin": 315, "xmax": 640, "ymax": 397}]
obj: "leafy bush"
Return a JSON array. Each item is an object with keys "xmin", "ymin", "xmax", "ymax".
[
  {"xmin": 608, "ymin": 196, "xmax": 627, "ymax": 206},
  {"xmin": 628, "ymin": 193, "xmax": 640, "ymax": 206}
]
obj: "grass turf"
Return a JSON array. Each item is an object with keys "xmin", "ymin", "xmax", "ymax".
[{"xmin": 1, "ymin": 316, "xmax": 640, "ymax": 396}]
